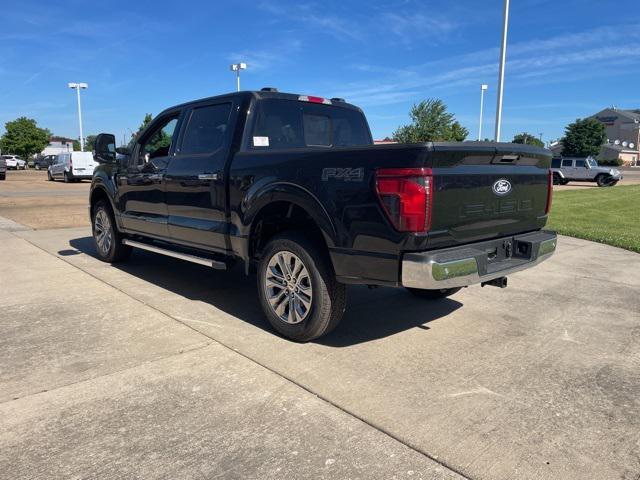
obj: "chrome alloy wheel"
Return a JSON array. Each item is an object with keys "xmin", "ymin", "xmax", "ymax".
[
  {"xmin": 94, "ymin": 209, "xmax": 113, "ymax": 256},
  {"xmin": 264, "ymin": 251, "xmax": 313, "ymax": 324}
]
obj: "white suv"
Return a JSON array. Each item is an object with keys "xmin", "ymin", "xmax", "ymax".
[{"xmin": 2, "ymin": 155, "xmax": 26, "ymax": 170}]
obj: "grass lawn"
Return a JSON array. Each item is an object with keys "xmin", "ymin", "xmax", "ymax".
[{"xmin": 547, "ymin": 184, "xmax": 640, "ymax": 253}]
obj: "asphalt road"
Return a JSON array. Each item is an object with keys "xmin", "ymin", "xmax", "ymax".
[{"xmin": 1, "ymin": 168, "xmax": 639, "ymax": 479}]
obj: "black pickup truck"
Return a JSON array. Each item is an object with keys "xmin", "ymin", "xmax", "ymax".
[{"xmin": 90, "ymin": 88, "xmax": 557, "ymax": 341}]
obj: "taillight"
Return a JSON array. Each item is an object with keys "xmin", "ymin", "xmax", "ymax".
[
  {"xmin": 545, "ymin": 169, "xmax": 553, "ymax": 214},
  {"xmin": 375, "ymin": 168, "xmax": 433, "ymax": 232}
]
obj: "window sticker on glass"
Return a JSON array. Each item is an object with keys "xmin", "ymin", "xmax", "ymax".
[{"xmin": 253, "ymin": 136, "xmax": 270, "ymax": 147}]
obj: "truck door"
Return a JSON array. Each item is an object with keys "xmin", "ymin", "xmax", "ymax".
[
  {"xmin": 164, "ymin": 101, "xmax": 235, "ymax": 252},
  {"xmin": 574, "ymin": 159, "xmax": 589, "ymax": 179},
  {"xmin": 116, "ymin": 113, "xmax": 180, "ymax": 238},
  {"xmin": 561, "ymin": 158, "xmax": 575, "ymax": 179}
]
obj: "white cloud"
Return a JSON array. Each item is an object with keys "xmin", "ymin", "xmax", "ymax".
[{"xmin": 330, "ymin": 22, "xmax": 640, "ymax": 107}]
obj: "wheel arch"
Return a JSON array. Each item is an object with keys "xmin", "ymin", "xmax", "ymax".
[{"xmin": 243, "ymin": 183, "xmax": 338, "ymax": 272}]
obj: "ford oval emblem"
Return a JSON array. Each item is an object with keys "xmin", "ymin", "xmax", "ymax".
[{"xmin": 492, "ymin": 179, "xmax": 512, "ymax": 196}]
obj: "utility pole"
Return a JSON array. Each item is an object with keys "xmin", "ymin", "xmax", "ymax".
[
  {"xmin": 494, "ymin": 0, "xmax": 510, "ymax": 142},
  {"xmin": 68, "ymin": 83, "xmax": 88, "ymax": 150},
  {"xmin": 229, "ymin": 63, "xmax": 247, "ymax": 92},
  {"xmin": 478, "ymin": 84, "xmax": 489, "ymax": 141}
]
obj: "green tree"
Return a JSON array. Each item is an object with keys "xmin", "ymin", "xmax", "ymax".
[
  {"xmin": 562, "ymin": 118, "xmax": 606, "ymax": 157},
  {"xmin": 137, "ymin": 113, "xmax": 153, "ymax": 134},
  {"xmin": 0, "ymin": 117, "xmax": 51, "ymax": 159},
  {"xmin": 392, "ymin": 99, "xmax": 468, "ymax": 143},
  {"xmin": 512, "ymin": 132, "xmax": 544, "ymax": 148},
  {"xmin": 73, "ymin": 136, "xmax": 96, "ymax": 151},
  {"xmin": 85, "ymin": 135, "xmax": 97, "ymax": 151}
]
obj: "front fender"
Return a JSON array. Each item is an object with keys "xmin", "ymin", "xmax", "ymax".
[{"xmin": 90, "ymin": 169, "xmax": 121, "ymax": 228}]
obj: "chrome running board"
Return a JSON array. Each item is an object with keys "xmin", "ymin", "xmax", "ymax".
[{"xmin": 123, "ymin": 239, "xmax": 227, "ymax": 270}]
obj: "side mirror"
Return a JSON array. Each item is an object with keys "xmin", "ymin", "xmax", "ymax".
[{"xmin": 94, "ymin": 133, "xmax": 117, "ymax": 164}]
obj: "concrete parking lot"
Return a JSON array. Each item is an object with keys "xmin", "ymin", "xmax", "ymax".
[{"xmin": 1, "ymin": 169, "xmax": 639, "ymax": 479}]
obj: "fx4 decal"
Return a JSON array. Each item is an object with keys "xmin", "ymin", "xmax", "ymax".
[{"xmin": 321, "ymin": 167, "xmax": 364, "ymax": 182}]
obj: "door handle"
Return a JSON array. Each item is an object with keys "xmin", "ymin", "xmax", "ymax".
[{"xmin": 198, "ymin": 173, "xmax": 219, "ymax": 180}]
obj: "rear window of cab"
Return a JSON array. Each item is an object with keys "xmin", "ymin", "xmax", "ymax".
[{"xmin": 250, "ymin": 99, "xmax": 372, "ymax": 150}]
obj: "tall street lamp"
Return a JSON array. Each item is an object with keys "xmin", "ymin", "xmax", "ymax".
[
  {"xmin": 494, "ymin": 0, "xmax": 510, "ymax": 142},
  {"xmin": 68, "ymin": 82, "xmax": 88, "ymax": 150},
  {"xmin": 478, "ymin": 84, "xmax": 489, "ymax": 141},
  {"xmin": 230, "ymin": 63, "xmax": 247, "ymax": 92}
]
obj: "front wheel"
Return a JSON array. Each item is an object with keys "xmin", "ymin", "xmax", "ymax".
[
  {"xmin": 596, "ymin": 174, "xmax": 613, "ymax": 187},
  {"xmin": 47, "ymin": 170, "xmax": 53, "ymax": 181},
  {"xmin": 35, "ymin": 164, "xmax": 41, "ymax": 170},
  {"xmin": 257, "ymin": 232, "xmax": 347, "ymax": 342},
  {"xmin": 92, "ymin": 200, "xmax": 132, "ymax": 263},
  {"xmin": 406, "ymin": 287, "xmax": 462, "ymax": 299}
]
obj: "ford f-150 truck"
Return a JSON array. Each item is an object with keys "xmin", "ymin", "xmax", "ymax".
[{"xmin": 90, "ymin": 88, "xmax": 557, "ymax": 341}]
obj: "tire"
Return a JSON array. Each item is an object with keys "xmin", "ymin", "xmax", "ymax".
[
  {"xmin": 35, "ymin": 164, "xmax": 41, "ymax": 170},
  {"xmin": 596, "ymin": 174, "xmax": 611, "ymax": 187},
  {"xmin": 47, "ymin": 170, "xmax": 54, "ymax": 181},
  {"xmin": 560, "ymin": 179, "xmax": 569, "ymax": 185},
  {"xmin": 63, "ymin": 171, "xmax": 70, "ymax": 183},
  {"xmin": 257, "ymin": 232, "xmax": 347, "ymax": 342},
  {"xmin": 552, "ymin": 173, "xmax": 561, "ymax": 185},
  {"xmin": 91, "ymin": 200, "xmax": 132, "ymax": 263},
  {"xmin": 406, "ymin": 287, "xmax": 462, "ymax": 299},
  {"xmin": 0, "ymin": 173, "xmax": 5, "ymax": 181}
]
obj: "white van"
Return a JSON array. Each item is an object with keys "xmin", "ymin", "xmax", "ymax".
[{"xmin": 48, "ymin": 151, "xmax": 98, "ymax": 182}]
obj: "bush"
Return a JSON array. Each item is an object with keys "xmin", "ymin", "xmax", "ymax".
[{"xmin": 598, "ymin": 158, "xmax": 623, "ymax": 167}]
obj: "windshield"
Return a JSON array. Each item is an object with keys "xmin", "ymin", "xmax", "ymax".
[{"xmin": 587, "ymin": 158, "xmax": 598, "ymax": 168}]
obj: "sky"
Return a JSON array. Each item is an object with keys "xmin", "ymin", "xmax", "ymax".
[{"xmin": 1, "ymin": 0, "xmax": 640, "ymax": 145}]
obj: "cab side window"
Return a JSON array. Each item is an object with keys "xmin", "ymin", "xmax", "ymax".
[
  {"xmin": 180, "ymin": 104, "xmax": 232, "ymax": 155},
  {"xmin": 137, "ymin": 117, "xmax": 179, "ymax": 166},
  {"xmin": 575, "ymin": 160, "xmax": 586, "ymax": 168},
  {"xmin": 561, "ymin": 159, "xmax": 573, "ymax": 167}
]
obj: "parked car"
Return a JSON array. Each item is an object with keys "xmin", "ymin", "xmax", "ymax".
[
  {"xmin": 89, "ymin": 88, "xmax": 557, "ymax": 342},
  {"xmin": 0, "ymin": 157, "xmax": 6, "ymax": 180},
  {"xmin": 551, "ymin": 156, "xmax": 622, "ymax": 187},
  {"xmin": 48, "ymin": 151, "xmax": 98, "ymax": 182},
  {"xmin": 2, "ymin": 155, "xmax": 26, "ymax": 170},
  {"xmin": 34, "ymin": 155, "xmax": 57, "ymax": 170}
]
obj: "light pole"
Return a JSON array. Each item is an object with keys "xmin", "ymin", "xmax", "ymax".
[
  {"xmin": 494, "ymin": 0, "xmax": 510, "ymax": 142},
  {"xmin": 229, "ymin": 63, "xmax": 247, "ymax": 92},
  {"xmin": 68, "ymin": 82, "xmax": 88, "ymax": 150},
  {"xmin": 478, "ymin": 84, "xmax": 489, "ymax": 141}
]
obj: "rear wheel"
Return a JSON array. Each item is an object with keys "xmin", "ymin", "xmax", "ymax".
[
  {"xmin": 257, "ymin": 232, "xmax": 346, "ymax": 342},
  {"xmin": 553, "ymin": 173, "xmax": 562, "ymax": 185},
  {"xmin": 406, "ymin": 287, "xmax": 462, "ymax": 299},
  {"xmin": 35, "ymin": 164, "xmax": 41, "ymax": 170},
  {"xmin": 63, "ymin": 171, "xmax": 70, "ymax": 183},
  {"xmin": 0, "ymin": 173, "xmax": 5, "ymax": 181},
  {"xmin": 92, "ymin": 200, "xmax": 132, "ymax": 263}
]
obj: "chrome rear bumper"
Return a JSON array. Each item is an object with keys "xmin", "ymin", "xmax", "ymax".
[{"xmin": 402, "ymin": 231, "xmax": 557, "ymax": 290}]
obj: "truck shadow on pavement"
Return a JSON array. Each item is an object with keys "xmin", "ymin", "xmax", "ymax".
[{"xmin": 68, "ymin": 236, "xmax": 463, "ymax": 346}]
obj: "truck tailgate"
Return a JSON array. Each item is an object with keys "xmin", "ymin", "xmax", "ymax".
[{"xmin": 429, "ymin": 143, "xmax": 552, "ymax": 247}]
